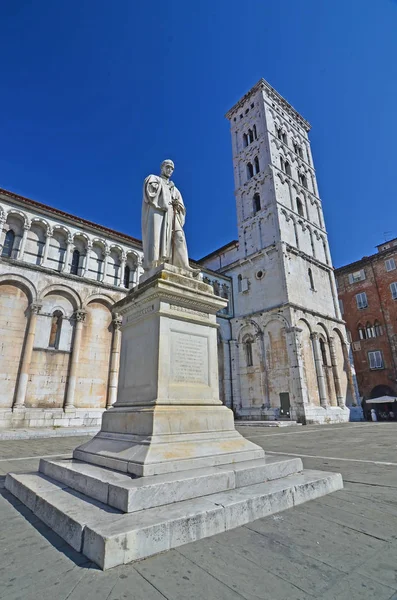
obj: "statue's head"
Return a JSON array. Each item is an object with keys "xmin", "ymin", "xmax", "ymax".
[{"xmin": 160, "ymin": 159, "xmax": 174, "ymax": 179}]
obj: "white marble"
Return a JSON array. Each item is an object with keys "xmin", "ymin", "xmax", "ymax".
[{"xmin": 5, "ymin": 466, "xmax": 343, "ymax": 570}]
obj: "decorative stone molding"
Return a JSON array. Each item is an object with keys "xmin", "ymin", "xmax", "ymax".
[
  {"xmin": 30, "ymin": 302, "xmax": 42, "ymax": 315},
  {"xmin": 74, "ymin": 309, "xmax": 87, "ymax": 323},
  {"xmin": 112, "ymin": 313, "xmax": 123, "ymax": 330}
]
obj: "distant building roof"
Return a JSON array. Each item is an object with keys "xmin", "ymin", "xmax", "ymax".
[
  {"xmin": 0, "ymin": 186, "xmax": 142, "ymax": 247},
  {"xmin": 197, "ymin": 240, "xmax": 239, "ymax": 263}
]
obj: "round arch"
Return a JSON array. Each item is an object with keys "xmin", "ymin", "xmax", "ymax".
[
  {"xmin": 83, "ymin": 292, "xmax": 115, "ymax": 310},
  {"xmin": 0, "ymin": 273, "xmax": 37, "ymax": 303},
  {"xmin": 39, "ymin": 283, "xmax": 82, "ymax": 309}
]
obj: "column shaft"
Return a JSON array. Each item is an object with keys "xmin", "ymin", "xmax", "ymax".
[
  {"xmin": 41, "ymin": 231, "xmax": 52, "ymax": 266},
  {"xmin": 64, "ymin": 310, "xmax": 86, "ymax": 410},
  {"xmin": 18, "ymin": 224, "xmax": 30, "ymax": 261},
  {"xmin": 14, "ymin": 303, "xmax": 41, "ymax": 408},
  {"xmin": 107, "ymin": 314, "xmax": 122, "ymax": 408},
  {"xmin": 120, "ymin": 258, "xmax": 126, "ymax": 287},
  {"xmin": 329, "ymin": 337, "xmax": 344, "ymax": 407},
  {"xmin": 81, "ymin": 244, "xmax": 92, "ymax": 277},
  {"xmin": 311, "ymin": 333, "xmax": 328, "ymax": 408},
  {"xmin": 62, "ymin": 239, "xmax": 73, "ymax": 273}
]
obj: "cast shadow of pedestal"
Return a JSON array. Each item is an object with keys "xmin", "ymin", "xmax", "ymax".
[{"xmin": 0, "ymin": 477, "xmax": 100, "ymax": 570}]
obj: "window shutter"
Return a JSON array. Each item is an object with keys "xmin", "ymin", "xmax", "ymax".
[{"xmin": 369, "ymin": 352, "xmax": 376, "ymax": 369}]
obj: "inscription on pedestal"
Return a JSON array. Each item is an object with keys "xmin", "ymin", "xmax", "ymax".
[{"xmin": 170, "ymin": 331, "xmax": 209, "ymax": 385}]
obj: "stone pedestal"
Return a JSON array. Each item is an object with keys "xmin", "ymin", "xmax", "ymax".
[
  {"xmin": 74, "ymin": 265, "xmax": 264, "ymax": 476},
  {"xmin": 5, "ymin": 264, "xmax": 343, "ymax": 569}
]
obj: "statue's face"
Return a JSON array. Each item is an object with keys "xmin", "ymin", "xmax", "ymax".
[{"xmin": 161, "ymin": 162, "xmax": 174, "ymax": 178}]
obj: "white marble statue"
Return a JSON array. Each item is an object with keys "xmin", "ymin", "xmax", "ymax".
[{"xmin": 142, "ymin": 159, "xmax": 197, "ymax": 274}]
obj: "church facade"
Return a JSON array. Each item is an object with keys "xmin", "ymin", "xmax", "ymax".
[{"xmin": 0, "ymin": 79, "xmax": 354, "ymax": 428}]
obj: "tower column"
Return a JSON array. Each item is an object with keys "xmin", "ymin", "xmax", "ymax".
[
  {"xmin": 329, "ymin": 336, "xmax": 344, "ymax": 408},
  {"xmin": 107, "ymin": 313, "xmax": 122, "ymax": 408},
  {"xmin": 18, "ymin": 223, "xmax": 30, "ymax": 261},
  {"xmin": 311, "ymin": 332, "xmax": 328, "ymax": 408},
  {"xmin": 14, "ymin": 302, "xmax": 42, "ymax": 409},
  {"xmin": 64, "ymin": 310, "xmax": 86, "ymax": 410},
  {"xmin": 81, "ymin": 242, "xmax": 92, "ymax": 277},
  {"xmin": 62, "ymin": 236, "xmax": 74, "ymax": 273},
  {"xmin": 41, "ymin": 229, "xmax": 53, "ymax": 267}
]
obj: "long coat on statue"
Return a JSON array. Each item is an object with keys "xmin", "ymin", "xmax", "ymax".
[{"xmin": 141, "ymin": 175, "xmax": 188, "ymax": 272}]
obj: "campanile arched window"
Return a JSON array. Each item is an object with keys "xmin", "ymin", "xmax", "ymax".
[
  {"xmin": 308, "ymin": 268, "xmax": 315, "ymax": 290},
  {"xmin": 2, "ymin": 230, "xmax": 15, "ymax": 258},
  {"xmin": 253, "ymin": 193, "xmax": 261, "ymax": 213},
  {"xmin": 245, "ymin": 339, "xmax": 253, "ymax": 367},
  {"xmin": 124, "ymin": 264, "xmax": 131, "ymax": 288},
  {"xmin": 70, "ymin": 249, "xmax": 80, "ymax": 275}
]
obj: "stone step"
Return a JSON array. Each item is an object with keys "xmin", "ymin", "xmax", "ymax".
[
  {"xmin": 39, "ymin": 455, "xmax": 303, "ymax": 513},
  {"xmin": 5, "ymin": 468, "xmax": 343, "ymax": 570}
]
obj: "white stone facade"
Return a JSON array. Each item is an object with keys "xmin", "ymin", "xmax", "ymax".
[
  {"xmin": 0, "ymin": 188, "xmax": 232, "ymax": 429},
  {"xmin": 200, "ymin": 79, "xmax": 355, "ymax": 424},
  {"xmin": 0, "ymin": 188, "xmax": 145, "ymax": 429},
  {"xmin": 0, "ymin": 79, "xmax": 355, "ymax": 428}
]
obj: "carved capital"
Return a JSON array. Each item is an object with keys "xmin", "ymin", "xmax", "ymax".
[
  {"xmin": 104, "ymin": 247, "xmax": 110, "ymax": 256},
  {"xmin": 75, "ymin": 309, "xmax": 87, "ymax": 323},
  {"xmin": 310, "ymin": 331, "xmax": 319, "ymax": 341},
  {"xmin": 23, "ymin": 222, "xmax": 31, "ymax": 231},
  {"xmin": 30, "ymin": 302, "xmax": 42, "ymax": 315},
  {"xmin": 112, "ymin": 313, "xmax": 123, "ymax": 330},
  {"xmin": 86, "ymin": 241, "xmax": 93, "ymax": 251}
]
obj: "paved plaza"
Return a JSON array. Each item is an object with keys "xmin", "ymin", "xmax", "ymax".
[{"xmin": 1, "ymin": 422, "xmax": 397, "ymax": 599}]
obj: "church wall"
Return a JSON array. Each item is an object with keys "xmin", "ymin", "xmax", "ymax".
[
  {"xmin": 284, "ymin": 251, "xmax": 337, "ymax": 316},
  {"xmin": 263, "ymin": 318, "xmax": 291, "ymax": 408},
  {"xmin": 0, "ymin": 283, "xmax": 29, "ymax": 408},
  {"xmin": 75, "ymin": 301, "xmax": 113, "ymax": 408},
  {"xmin": 297, "ymin": 319, "xmax": 321, "ymax": 407}
]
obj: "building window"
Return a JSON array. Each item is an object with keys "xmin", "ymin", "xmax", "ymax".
[
  {"xmin": 48, "ymin": 310, "xmax": 63, "ymax": 349},
  {"xmin": 308, "ymin": 268, "xmax": 315, "ymax": 290},
  {"xmin": 390, "ymin": 281, "xmax": 397, "ymax": 299},
  {"xmin": 277, "ymin": 127, "xmax": 282, "ymax": 140},
  {"xmin": 245, "ymin": 340, "xmax": 253, "ymax": 367},
  {"xmin": 366, "ymin": 322, "xmax": 375, "ymax": 339},
  {"xmin": 339, "ymin": 299, "xmax": 344, "ymax": 315},
  {"xmin": 124, "ymin": 265, "xmax": 131, "ymax": 288},
  {"xmin": 70, "ymin": 249, "xmax": 80, "ymax": 275},
  {"xmin": 368, "ymin": 350, "xmax": 384, "ymax": 370},
  {"xmin": 282, "ymin": 131, "xmax": 287, "ymax": 144},
  {"xmin": 296, "ymin": 198, "xmax": 304, "ymax": 217},
  {"xmin": 298, "ymin": 172, "xmax": 307, "ymax": 188},
  {"xmin": 1, "ymin": 230, "xmax": 15, "ymax": 258},
  {"xmin": 356, "ymin": 292, "xmax": 368, "ymax": 309},
  {"xmin": 246, "ymin": 162, "xmax": 254, "ymax": 180},
  {"xmin": 253, "ymin": 193, "xmax": 261, "ymax": 213},
  {"xmin": 254, "ymin": 156, "xmax": 260, "ymax": 174},
  {"xmin": 358, "ymin": 324, "xmax": 366, "ymax": 340},
  {"xmin": 248, "ymin": 129, "xmax": 254, "ymax": 144},
  {"xmin": 374, "ymin": 321, "xmax": 383, "ymax": 336},
  {"xmin": 385, "ymin": 258, "xmax": 396, "ymax": 272},
  {"xmin": 253, "ymin": 124, "xmax": 257, "ymax": 140},
  {"xmin": 284, "ymin": 161, "xmax": 291, "ymax": 176},
  {"xmin": 243, "ymin": 133, "xmax": 248, "ymax": 148},
  {"xmin": 280, "ymin": 156, "xmax": 285, "ymax": 171},
  {"xmin": 320, "ymin": 338, "xmax": 328, "ymax": 366},
  {"xmin": 348, "ymin": 269, "xmax": 366, "ymax": 284}
]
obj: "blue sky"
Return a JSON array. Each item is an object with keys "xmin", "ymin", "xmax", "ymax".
[{"xmin": 0, "ymin": 0, "xmax": 396, "ymax": 267}]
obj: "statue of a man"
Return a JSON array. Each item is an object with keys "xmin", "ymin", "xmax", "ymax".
[{"xmin": 142, "ymin": 159, "xmax": 197, "ymax": 274}]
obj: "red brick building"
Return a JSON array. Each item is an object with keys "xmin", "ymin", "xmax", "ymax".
[{"xmin": 335, "ymin": 239, "xmax": 397, "ymax": 400}]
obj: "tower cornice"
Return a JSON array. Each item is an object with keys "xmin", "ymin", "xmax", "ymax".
[{"xmin": 225, "ymin": 78, "xmax": 311, "ymax": 132}]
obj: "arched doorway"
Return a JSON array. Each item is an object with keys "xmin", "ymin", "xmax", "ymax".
[{"xmin": 370, "ymin": 385, "xmax": 395, "ymax": 399}]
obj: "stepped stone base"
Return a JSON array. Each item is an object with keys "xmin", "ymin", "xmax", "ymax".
[{"xmin": 5, "ymin": 456, "xmax": 343, "ymax": 570}]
